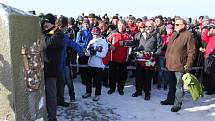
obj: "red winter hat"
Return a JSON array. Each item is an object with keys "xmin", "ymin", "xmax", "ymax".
[{"xmin": 91, "ymin": 27, "xmax": 101, "ymax": 35}]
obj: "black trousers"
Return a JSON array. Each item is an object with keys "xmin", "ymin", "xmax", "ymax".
[
  {"xmin": 165, "ymin": 71, "xmax": 177, "ymax": 103},
  {"xmin": 78, "ymin": 56, "xmax": 89, "ymax": 85},
  {"xmin": 135, "ymin": 64, "xmax": 154, "ymax": 96},
  {"xmin": 204, "ymin": 60, "xmax": 215, "ymax": 92},
  {"xmin": 109, "ymin": 62, "xmax": 128, "ymax": 92},
  {"xmin": 45, "ymin": 77, "xmax": 57, "ymax": 120},
  {"xmin": 56, "ymin": 72, "xmax": 65, "ymax": 103},
  {"xmin": 85, "ymin": 67, "xmax": 104, "ymax": 95},
  {"xmin": 102, "ymin": 68, "xmax": 109, "ymax": 87}
]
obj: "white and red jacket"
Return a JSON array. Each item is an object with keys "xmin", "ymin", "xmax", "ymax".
[{"xmin": 86, "ymin": 37, "xmax": 108, "ymax": 68}]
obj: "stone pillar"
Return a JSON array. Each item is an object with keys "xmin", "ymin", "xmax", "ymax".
[{"xmin": 0, "ymin": 4, "xmax": 47, "ymax": 121}]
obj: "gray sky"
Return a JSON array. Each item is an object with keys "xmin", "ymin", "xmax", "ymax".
[{"xmin": 1, "ymin": 0, "xmax": 214, "ymax": 18}]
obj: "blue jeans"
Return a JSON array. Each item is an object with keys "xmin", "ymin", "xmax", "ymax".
[
  {"xmin": 65, "ymin": 66, "xmax": 75, "ymax": 97},
  {"xmin": 174, "ymin": 72, "xmax": 184, "ymax": 107},
  {"xmin": 165, "ymin": 71, "xmax": 184, "ymax": 107},
  {"xmin": 158, "ymin": 57, "xmax": 170, "ymax": 87}
]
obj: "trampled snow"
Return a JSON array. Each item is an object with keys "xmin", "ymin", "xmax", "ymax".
[{"xmin": 57, "ymin": 75, "xmax": 215, "ymax": 121}]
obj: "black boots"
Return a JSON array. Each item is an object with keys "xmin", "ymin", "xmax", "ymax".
[
  {"xmin": 171, "ymin": 106, "xmax": 181, "ymax": 112},
  {"xmin": 107, "ymin": 89, "xmax": 115, "ymax": 94},
  {"xmin": 160, "ymin": 100, "xmax": 174, "ymax": 105},
  {"xmin": 132, "ymin": 92, "xmax": 142, "ymax": 97}
]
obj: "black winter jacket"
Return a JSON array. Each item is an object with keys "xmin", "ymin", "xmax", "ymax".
[{"xmin": 44, "ymin": 27, "xmax": 65, "ymax": 78}]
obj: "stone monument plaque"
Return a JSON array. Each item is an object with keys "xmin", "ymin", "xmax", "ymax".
[{"xmin": 0, "ymin": 3, "xmax": 47, "ymax": 121}]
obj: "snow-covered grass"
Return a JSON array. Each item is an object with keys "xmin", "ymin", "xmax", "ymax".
[{"xmin": 57, "ymin": 75, "xmax": 215, "ymax": 121}]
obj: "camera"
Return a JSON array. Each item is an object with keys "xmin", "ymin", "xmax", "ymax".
[
  {"xmin": 88, "ymin": 44, "xmax": 97, "ymax": 56},
  {"xmin": 66, "ymin": 27, "xmax": 75, "ymax": 40}
]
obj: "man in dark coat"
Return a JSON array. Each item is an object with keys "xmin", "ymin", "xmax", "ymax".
[{"xmin": 42, "ymin": 13, "xmax": 64, "ymax": 121}]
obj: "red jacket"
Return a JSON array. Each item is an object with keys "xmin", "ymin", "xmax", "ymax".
[
  {"xmin": 201, "ymin": 29, "xmax": 215, "ymax": 57},
  {"xmin": 107, "ymin": 32, "xmax": 132, "ymax": 63},
  {"xmin": 205, "ymin": 35, "xmax": 215, "ymax": 56},
  {"xmin": 201, "ymin": 29, "xmax": 209, "ymax": 43}
]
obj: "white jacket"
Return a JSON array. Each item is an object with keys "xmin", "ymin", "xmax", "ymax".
[{"xmin": 86, "ymin": 37, "xmax": 108, "ymax": 68}]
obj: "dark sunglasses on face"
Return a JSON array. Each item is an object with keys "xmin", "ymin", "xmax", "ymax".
[
  {"xmin": 145, "ymin": 26, "xmax": 152, "ymax": 28},
  {"xmin": 175, "ymin": 24, "xmax": 184, "ymax": 26}
]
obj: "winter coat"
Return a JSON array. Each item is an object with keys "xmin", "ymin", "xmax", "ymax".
[
  {"xmin": 160, "ymin": 34, "xmax": 171, "ymax": 56},
  {"xmin": 75, "ymin": 28, "xmax": 92, "ymax": 48},
  {"xmin": 124, "ymin": 31, "xmax": 162, "ymax": 56},
  {"xmin": 44, "ymin": 27, "xmax": 64, "ymax": 78},
  {"xmin": 165, "ymin": 30, "xmax": 196, "ymax": 72},
  {"xmin": 107, "ymin": 31, "xmax": 132, "ymax": 63},
  {"xmin": 201, "ymin": 28, "xmax": 209, "ymax": 44},
  {"xmin": 59, "ymin": 35, "xmax": 83, "ymax": 72},
  {"xmin": 205, "ymin": 35, "xmax": 215, "ymax": 56},
  {"xmin": 86, "ymin": 37, "xmax": 108, "ymax": 68},
  {"xmin": 182, "ymin": 73, "xmax": 203, "ymax": 101}
]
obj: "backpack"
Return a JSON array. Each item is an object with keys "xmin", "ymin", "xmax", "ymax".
[{"xmin": 102, "ymin": 51, "xmax": 111, "ymax": 65}]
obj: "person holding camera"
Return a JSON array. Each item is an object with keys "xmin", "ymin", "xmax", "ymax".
[
  {"xmin": 82, "ymin": 27, "xmax": 108, "ymax": 101},
  {"xmin": 42, "ymin": 13, "xmax": 64, "ymax": 121},
  {"xmin": 121, "ymin": 20, "xmax": 162, "ymax": 100}
]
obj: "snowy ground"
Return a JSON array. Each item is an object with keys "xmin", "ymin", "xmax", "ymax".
[{"xmin": 57, "ymin": 75, "xmax": 215, "ymax": 121}]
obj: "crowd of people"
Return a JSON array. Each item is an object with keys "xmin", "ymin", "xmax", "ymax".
[{"xmin": 39, "ymin": 13, "xmax": 215, "ymax": 121}]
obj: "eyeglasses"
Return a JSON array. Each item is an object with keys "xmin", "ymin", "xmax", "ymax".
[
  {"xmin": 145, "ymin": 26, "xmax": 152, "ymax": 28},
  {"xmin": 175, "ymin": 24, "xmax": 184, "ymax": 26}
]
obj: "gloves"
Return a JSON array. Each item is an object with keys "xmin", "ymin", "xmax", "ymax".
[
  {"xmin": 90, "ymin": 49, "xmax": 97, "ymax": 56},
  {"xmin": 184, "ymin": 65, "xmax": 191, "ymax": 73}
]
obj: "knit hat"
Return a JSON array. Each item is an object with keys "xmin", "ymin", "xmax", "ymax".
[
  {"xmin": 77, "ymin": 15, "xmax": 83, "ymax": 21},
  {"xmin": 91, "ymin": 27, "xmax": 101, "ymax": 35},
  {"xmin": 44, "ymin": 13, "xmax": 56, "ymax": 25},
  {"xmin": 129, "ymin": 16, "xmax": 135, "ymax": 20},
  {"xmin": 136, "ymin": 18, "xmax": 142, "ymax": 22},
  {"xmin": 89, "ymin": 13, "xmax": 96, "ymax": 18},
  {"xmin": 142, "ymin": 16, "xmax": 147, "ymax": 21}
]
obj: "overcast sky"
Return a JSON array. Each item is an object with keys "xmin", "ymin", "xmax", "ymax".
[{"xmin": 1, "ymin": 0, "xmax": 214, "ymax": 19}]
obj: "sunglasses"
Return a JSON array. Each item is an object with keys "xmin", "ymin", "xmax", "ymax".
[
  {"xmin": 145, "ymin": 26, "xmax": 152, "ymax": 28},
  {"xmin": 175, "ymin": 24, "xmax": 184, "ymax": 26}
]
